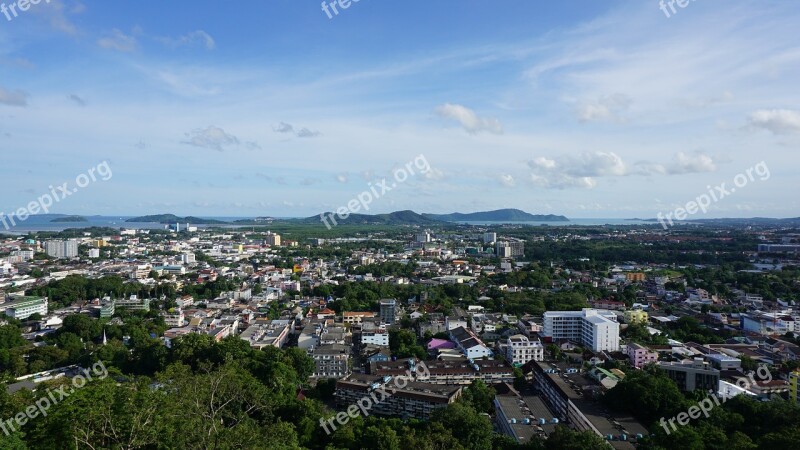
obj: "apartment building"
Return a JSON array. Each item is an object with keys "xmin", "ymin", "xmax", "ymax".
[
  {"xmin": 335, "ymin": 374, "xmax": 461, "ymax": 420},
  {"xmin": 379, "ymin": 299, "xmax": 396, "ymax": 325},
  {"xmin": 657, "ymin": 358, "xmax": 720, "ymax": 392},
  {"xmin": 372, "ymin": 358, "xmax": 515, "ymax": 385},
  {"xmin": 626, "ymin": 343, "xmax": 658, "ymax": 369},
  {"xmin": 504, "ymin": 334, "xmax": 544, "ymax": 366},
  {"xmin": 310, "ymin": 344, "xmax": 351, "ymax": 379},
  {"xmin": 542, "ymin": 309, "xmax": 620, "ymax": 352},
  {"xmin": 343, "ymin": 311, "xmax": 377, "ymax": 324},
  {"xmin": 44, "ymin": 239, "xmax": 78, "ymax": 259},
  {"xmin": 115, "ymin": 295, "xmax": 151, "ymax": 312}
]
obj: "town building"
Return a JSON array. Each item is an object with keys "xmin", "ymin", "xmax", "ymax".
[
  {"xmin": 335, "ymin": 374, "xmax": 461, "ymax": 420},
  {"xmin": 657, "ymin": 359, "xmax": 720, "ymax": 392},
  {"xmin": 44, "ymin": 239, "xmax": 78, "ymax": 259},
  {"xmin": 504, "ymin": 334, "xmax": 544, "ymax": 366},
  {"xmin": 542, "ymin": 309, "xmax": 620, "ymax": 352}
]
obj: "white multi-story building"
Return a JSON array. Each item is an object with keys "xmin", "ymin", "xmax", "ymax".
[
  {"xmin": 45, "ymin": 239, "xmax": 78, "ymax": 259},
  {"xmin": 482, "ymin": 232, "xmax": 497, "ymax": 244},
  {"xmin": 2, "ymin": 296, "xmax": 48, "ymax": 320},
  {"xmin": 505, "ymin": 334, "xmax": 544, "ymax": 366},
  {"xmin": 542, "ymin": 309, "xmax": 620, "ymax": 352},
  {"xmin": 362, "ymin": 329, "xmax": 389, "ymax": 347}
]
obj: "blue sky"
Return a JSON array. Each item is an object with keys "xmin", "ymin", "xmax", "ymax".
[{"xmin": 1, "ymin": 0, "xmax": 798, "ymax": 219}]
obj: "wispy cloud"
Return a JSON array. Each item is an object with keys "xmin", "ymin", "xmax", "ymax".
[
  {"xmin": 68, "ymin": 94, "xmax": 86, "ymax": 106},
  {"xmin": 97, "ymin": 29, "xmax": 138, "ymax": 52},
  {"xmin": 157, "ymin": 30, "xmax": 216, "ymax": 50}
]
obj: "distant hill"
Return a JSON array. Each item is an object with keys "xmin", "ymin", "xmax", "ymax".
[
  {"xmin": 126, "ymin": 214, "xmax": 228, "ymax": 225},
  {"xmin": 50, "ymin": 215, "xmax": 88, "ymax": 223},
  {"xmin": 301, "ymin": 210, "xmax": 443, "ymax": 226},
  {"xmin": 423, "ymin": 209, "xmax": 568, "ymax": 222}
]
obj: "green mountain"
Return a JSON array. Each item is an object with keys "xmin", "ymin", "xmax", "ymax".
[
  {"xmin": 302, "ymin": 210, "xmax": 443, "ymax": 226},
  {"xmin": 423, "ymin": 209, "xmax": 569, "ymax": 222},
  {"xmin": 126, "ymin": 214, "xmax": 228, "ymax": 225}
]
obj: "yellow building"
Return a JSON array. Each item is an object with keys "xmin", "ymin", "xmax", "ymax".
[
  {"xmin": 626, "ymin": 272, "xmax": 646, "ymax": 282},
  {"xmin": 624, "ymin": 309, "xmax": 649, "ymax": 325},
  {"xmin": 790, "ymin": 371, "xmax": 800, "ymax": 404},
  {"xmin": 93, "ymin": 239, "xmax": 108, "ymax": 248}
]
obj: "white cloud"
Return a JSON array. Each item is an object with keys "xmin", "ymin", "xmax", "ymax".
[
  {"xmin": 435, "ymin": 103, "xmax": 503, "ymax": 134},
  {"xmin": 182, "ymin": 126, "xmax": 241, "ymax": 152},
  {"xmin": 498, "ymin": 174, "xmax": 516, "ymax": 187},
  {"xmin": 748, "ymin": 109, "xmax": 800, "ymax": 135},
  {"xmin": 97, "ymin": 29, "xmax": 137, "ymax": 52}
]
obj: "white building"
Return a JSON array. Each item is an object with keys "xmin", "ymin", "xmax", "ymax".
[
  {"xmin": 45, "ymin": 240, "xmax": 78, "ymax": 259},
  {"xmin": 362, "ymin": 329, "xmax": 390, "ymax": 347},
  {"xmin": 542, "ymin": 308, "xmax": 620, "ymax": 352},
  {"xmin": 482, "ymin": 232, "xmax": 497, "ymax": 244},
  {"xmin": 2, "ymin": 296, "xmax": 48, "ymax": 320},
  {"xmin": 505, "ymin": 334, "xmax": 544, "ymax": 366},
  {"xmin": 450, "ymin": 326, "xmax": 493, "ymax": 359}
]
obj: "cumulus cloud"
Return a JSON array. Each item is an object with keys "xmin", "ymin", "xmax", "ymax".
[
  {"xmin": 748, "ymin": 109, "xmax": 800, "ymax": 135},
  {"xmin": 97, "ymin": 29, "xmax": 138, "ymax": 52},
  {"xmin": 435, "ymin": 103, "xmax": 503, "ymax": 134},
  {"xmin": 158, "ymin": 30, "xmax": 216, "ymax": 50},
  {"xmin": 526, "ymin": 150, "xmax": 717, "ymax": 189},
  {"xmin": 0, "ymin": 88, "xmax": 29, "ymax": 107},
  {"xmin": 182, "ymin": 126, "xmax": 240, "ymax": 152},
  {"xmin": 576, "ymin": 94, "xmax": 632, "ymax": 123}
]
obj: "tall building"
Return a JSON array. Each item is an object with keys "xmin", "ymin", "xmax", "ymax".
[
  {"xmin": 379, "ymin": 299, "xmax": 397, "ymax": 325},
  {"xmin": 265, "ymin": 231, "xmax": 281, "ymax": 247},
  {"xmin": 496, "ymin": 240, "xmax": 525, "ymax": 258},
  {"xmin": 482, "ymin": 232, "xmax": 497, "ymax": 244},
  {"xmin": 542, "ymin": 309, "xmax": 620, "ymax": 352},
  {"xmin": 45, "ymin": 239, "xmax": 78, "ymax": 259}
]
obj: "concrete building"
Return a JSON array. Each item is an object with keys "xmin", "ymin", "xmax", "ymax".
[
  {"xmin": 240, "ymin": 320, "xmax": 291, "ymax": 349},
  {"xmin": 310, "ymin": 344, "xmax": 351, "ymax": 379},
  {"xmin": 496, "ymin": 240, "xmax": 525, "ymax": 258},
  {"xmin": 265, "ymin": 232, "xmax": 281, "ymax": 247},
  {"xmin": 335, "ymin": 374, "xmax": 461, "ymax": 420},
  {"xmin": 2, "ymin": 296, "xmax": 48, "ymax": 320},
  {"xmin": 379, "ymin": 299, "xmax": 396, "ymax": 325},
  {"xmin": 504, "ymin": 334, "xmax": 544, "ymax": 366},
  {"xmin": 542, "ymin": 309, "xmax": 620, "ymax": 352},
  {"xmin": 45, "ymin": 239, "xmax": 78, "ymax": 259},
  {"xmin": 483, "ymin": 232, "xmax": 497, "ymax": 244},
  {"xmin": 115, "ymin": 295, "xmax": 151, "ymax": 312},
  {"xmin": 623, "ymin": 309, "xmax": 648, "ymax": 325},
  {"xmin": 372, "ymin": 358, "xmax": 515, "ymax": 385},
  {"xmin": 626, "ymin": 343, "xmax": 658, "ymax": 369},
  {"xmin": 657, "ymin": 358, "xmax": 720, "ymax": 392}
]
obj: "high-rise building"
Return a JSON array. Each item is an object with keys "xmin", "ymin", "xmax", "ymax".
[
  {"xmin": 266, "ymin": 231, "xmax": 281, "ymax": 247},
  {"xmin": 496, "ymin": 240, "xmax": 525, "ymax": 258},
  {"xmin": 45, "ymin": 239, "xmax": 78, "ymax": 259},
  {"xmin": 380, "ymin": 299, "xmax": 397, "ymax": 325},
  {"xmin": 482, "ymin": 232, "xmax": 497, "ymax": 244}
]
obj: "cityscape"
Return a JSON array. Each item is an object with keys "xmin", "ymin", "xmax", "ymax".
[{"xmin": 2, "ymin": 1, "xmax": 800, "ymax": 450}]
